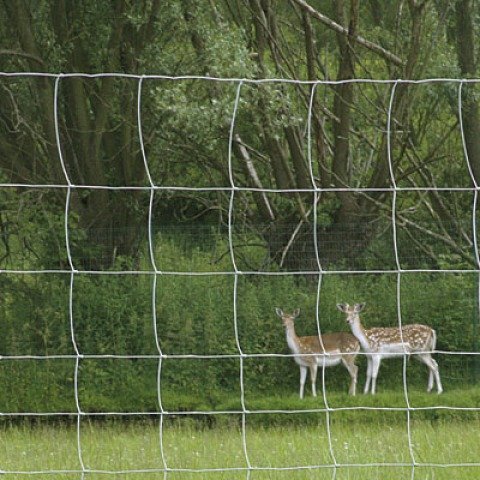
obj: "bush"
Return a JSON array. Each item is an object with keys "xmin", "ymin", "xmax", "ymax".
[{"xmin": 0, "ymin": 236, "xmax": 478, "ymax": 414}]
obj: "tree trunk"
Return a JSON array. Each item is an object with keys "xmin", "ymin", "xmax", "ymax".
[{"xmin": 455, "ymin": 0, "xmax": 480, "ymax": 184}]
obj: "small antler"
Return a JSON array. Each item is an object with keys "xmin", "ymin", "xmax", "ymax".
[
  {"xmin": 276, "ymin": 308, "xmax": 300, "ymax": 318},
  {"xmin": 354, "ymin": 303, "xmax": 366, "ymax": 312},
  {"xmin": 336, "ymin": 303, "xmax": 348, "ymax": 312}
]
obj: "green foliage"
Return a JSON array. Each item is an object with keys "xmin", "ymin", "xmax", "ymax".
[{"xmin": 1, "ymin": 235, "xmax": 479, "ymax": 415}]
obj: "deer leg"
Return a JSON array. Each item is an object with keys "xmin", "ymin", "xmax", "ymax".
[
  {"xmin": 371, "ymin": 356, "xmax": 381, "ymax": 395},
  {"xmin": 342, "ymin": 356, "xmax": 358, "ymax": 396},
  {"xmin": 427, "ymin": 356, "xmax": 443, "ymax": 394},
  {"xmin": 310, "ymin": 363, "xmax": 318, "ymax": 397},
  {"xmin": 433, "ymin": 358, "xmax": 443, "ymax": 394},
  {"xmin": 299, "ymin": 365, "xmax": 307, "ymax": 399},
  {"xmin": 416, "ymin": 354, "xmax": 442, "ymax": 394},
  {"xmin": 414, "ymin": 353, "xmax": 431, "ymax": 391},
  {"xmin": 427, "ymin": 369, "xmax": 434, "ymax": 392},
  {"xmin": 351, "ymin": 363, "xmax": 359, "ymax": 396},
  {"xmin": 435, "ymin": 363, "xmax": 442, "ymax": 393},
  {"xmin": 364, "ymin": 357, "xmax": 372, "ymax": 394}
]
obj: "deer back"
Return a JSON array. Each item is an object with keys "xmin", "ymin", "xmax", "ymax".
[
  {"xmin": 298, "ymin": 332, "xmax": 359, "ymax": 354},
  {"xmin": 367, "ymin": 324, "xmax": 435, "ymax": 350}
]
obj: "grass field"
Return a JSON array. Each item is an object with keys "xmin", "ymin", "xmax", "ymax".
[
  {"xmin": 1, "ymin": 409, "xmax": 479, "ymax": 480},
  {"xmin": 1, "ymin": 385, "xmax": 479, "ymax": 480}
]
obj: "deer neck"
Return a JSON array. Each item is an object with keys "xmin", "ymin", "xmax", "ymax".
[
  {"xmin": 350, "ymin": 318, "xmax": 371, "ymax": 351},
  {"xmin": 285, "ymin": 322, "xmax": 301, "ymax": 354}
]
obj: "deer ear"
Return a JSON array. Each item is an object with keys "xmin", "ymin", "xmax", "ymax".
[
  {"xmin": 275, "ymin": 308, "xmax": 284, "ymax": 318},
  {"xmin": 336, "ymin": 303, "xmax": 348, "ymax": 312},
  {"xmin": 292, "ymin": 308, "xmax": 300, "ymax": 318},
  {"xmin": 355, "ymin": 303, "xmax": 365, "ymax": 312}
]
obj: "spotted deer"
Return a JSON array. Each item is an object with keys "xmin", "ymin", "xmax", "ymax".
[
  {"xmin": 276, "ymin": 308, "xmax": 360, "ymax": 398},
  {"xmin": 337, "ymin": 303, "xmax": 443, "ymax": 395}
]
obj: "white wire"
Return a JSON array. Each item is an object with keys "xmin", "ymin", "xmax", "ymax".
[
  {"xmin": 5, "ymin": 267, "xmax": 480, "ymax": 276},
  {"xmin": 307, "ymin": 82, "xmax": 319, "ymax": 188},
  {"xmin": 386, "ymin": 81, "xmax": 417, "ymax": 477},
  {"xmin": 1, "ymin": 71, "xmax": 480, "ymax": 85},
  {"xmin": 459, "ymin": 82, "xmax": 480, "ymax": 387},
  {"xmin": 2, "ymin": 73, "xmax": 480, "ymax": 478},
  {"xmin": 27, "ymin": 461, "xmax": 480, "ymax": 476},
  {"xmin": 137, "ymin": 75, "xmax": 168, "ymax": 478},
  {"xmin": 227, "ymin": 80, "xmax": 251, "ymax": 478},
  {"xmin": 3, "ymin": 461, "xmax": 480, "ymax": 476},
  {"xmin": 307, "ymin": 78, "xmax": 338, "ymax": 477},
  {"xmin": 0, "ymin": 183, "xmax": 478, "ymax": 192},
  {"xmin": 2, "ymin": 402, "xmax": 479, "ymax": 418},
  {"xmin": 0, "ymin": 349, "xmax": 476, "ymax": 360},
  {"xmin": 53, "ymin": 74, "xmax": 86, "ymax": 479}
]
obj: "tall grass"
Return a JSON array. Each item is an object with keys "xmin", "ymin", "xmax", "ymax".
[{"xmin": 1, "ymin": 419, "xmax": 479, "ymax": 479}]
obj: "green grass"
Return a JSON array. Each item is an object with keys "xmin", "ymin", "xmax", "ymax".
[
  {"xmin": 1, "ymin": 417, "xmax": 479, "ymax": 480},
  {"xmin": 160, "ymin": 387, "xmax": 480, "ymax": 426}
]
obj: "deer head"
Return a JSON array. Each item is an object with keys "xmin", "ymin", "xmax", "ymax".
[
  {"xmin": 275, "ymin": 307, "xmax": 300, "ymax": 327},
  {"xmin": 336, "ymin": 303, "xmax": 365, "ymax": 325}
]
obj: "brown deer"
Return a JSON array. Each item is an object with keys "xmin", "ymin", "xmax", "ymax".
[
  {"xmin": 276, "ymin": 308, "xmax": 360, "ymax": 398},
  {"xmin": 337, "ymin": 303, "xmax": 443, "ymax": 395}
]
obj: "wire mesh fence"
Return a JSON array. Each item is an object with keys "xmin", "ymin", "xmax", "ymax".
[{"xmin": 1, "ymin": 74, "xmax": 480, "ymax": 478}]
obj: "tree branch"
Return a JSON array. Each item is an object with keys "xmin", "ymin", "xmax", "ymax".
[
  {"xmin": 233, "ymin": 134, "xmax": 275, "ymax": 222},
  {"xmin": 291, "ymin": 0, "xmax": 405, "ymax": 66},
  {"xmin": 0, "ymin": 49, "xmax": 45, "ymax": 66}
]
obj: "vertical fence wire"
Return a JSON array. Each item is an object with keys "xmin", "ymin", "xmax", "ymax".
[
  {"xmin": 227, "ymin": 80, "xmax": 252, "ymax": 478},
  {"xmin": 309, "ymin": 81, "xmax": 338, "ymax": 478},
  {"xmin": 138, "ymin": 76, "xmax": 169, "ymax": 479},
  {"xmin": 54, "ymin": 74, "xmax": 86, "ymax": 478},
  {"xmin": 386, "ymin": 80, "xmax": 417, "ymax": 478},
  {"xmin": 459, "ymin": 81, "xmax": 480, "ymax": 383}
]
